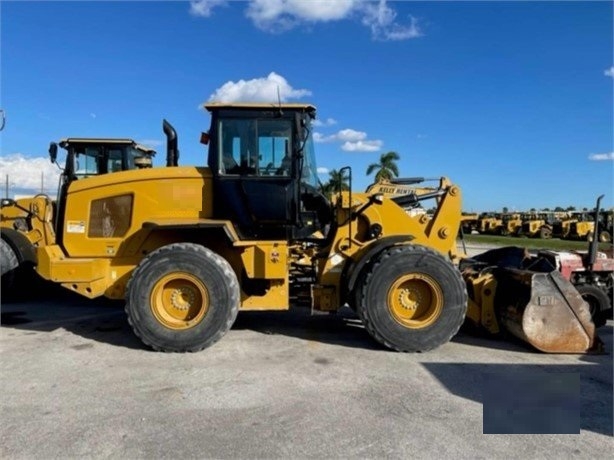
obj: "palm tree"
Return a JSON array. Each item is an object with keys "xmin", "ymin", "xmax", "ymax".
[
  {"xmin": 320, "ymin": 169, "xmax": 350, "ymax": 197},
  {"xmin": 366, "ymin": 151, "xmax": 400, "ymax": 183}
]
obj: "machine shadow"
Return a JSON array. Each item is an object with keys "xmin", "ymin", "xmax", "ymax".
[
  {"xmin": 1, "ymin": 284, "xmax": 146, "ymax": 351},
  {"xmin": 424, "ymin": 325, "xmax": 613, "ymax": 436},
  {"xmin": 3, "ymin": 283, "xmax": 610, "ymax": 360},
  {"xmin": 1, "ymin": 289, "xmax": 383, "ymax": 351},
  {"xmin": 232, "ymin": 307, "xmax": 383, "ymax": 351},
  {"xmin": 422, "ymin": 357, "xmax": 613, "ymax": 436}
]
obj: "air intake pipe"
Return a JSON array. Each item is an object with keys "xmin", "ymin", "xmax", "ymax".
[{"xmin": 163, "ymin": 119, "xmax": 179, "ymax": 167}]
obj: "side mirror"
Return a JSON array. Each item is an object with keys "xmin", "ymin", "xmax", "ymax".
[
  {"xmin": 200, "ymin": 132, "xmax": 209, "ymax": 145},
  {"xmin": 49, "ymin": 142, "xmax": 58, "ymax": 163},
  {"xmin": 1, "ymin": 198, "xmax": 16, "ymax": 208}
]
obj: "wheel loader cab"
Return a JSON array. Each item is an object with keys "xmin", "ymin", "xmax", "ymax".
[
  {"xmin": 52, "ymin": 139, "xmax": 156, "ymax": 247},
  {"xmin": 205, "ymin": 103, "xmax": 328, "ymax": 240},
  {"xmin": 56, "ymin": 139, "xmax": 156, "ymax": 182}
]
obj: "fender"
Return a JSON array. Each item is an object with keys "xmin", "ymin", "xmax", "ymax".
[
  {"xmin": 342, "ymin": 235, "xmax": 414, "ymax": 301},
  {"xmin": 1, "ymin": 228, "xmax": 37, "ymax": 264}
]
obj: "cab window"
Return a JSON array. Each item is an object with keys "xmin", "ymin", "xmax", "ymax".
[
  {"xmin": 218, "ymin": 118, "xmax": 292, "ymax": 176},
  {"xmin": 74, "ymin": 146, "xmax": 102, "ymax": 178},
  {"xmin": 106, "ymin": 148, "xmax": 123, "ymax": 173}
]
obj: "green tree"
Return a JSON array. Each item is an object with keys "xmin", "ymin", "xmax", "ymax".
[
  {"xmin": 565, "ymin": 206, "xmax": 576, "ymax": 211},
  {"xmin": 366, "ymin": 151, "xmax": 400, "ymax": 183},
  {"xmin": 320, "ymin": 169, "xmax": 349, "ymax": 197},
  {"xmin": 502, "ymin": 206, "xmax": 509, "ymax": 213}
]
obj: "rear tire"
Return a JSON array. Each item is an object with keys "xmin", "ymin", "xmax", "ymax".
[
  {"xmin": 1, "ymin": 238, "xmax": 19, "ymax": 295},
  {"xmin": 126, "ymin": 243, "xmax": 240, "ymax": 352},
  {"xmin": 599, "ymin": 230, "xmax": 611, "ymax": 243},
  {"xmin": 575, "ymin": 284, "xmax": 610, "ymax": 328},
  {"xmin": 356, "ymin": 245, "xmax": 468, "ymax": 352}
]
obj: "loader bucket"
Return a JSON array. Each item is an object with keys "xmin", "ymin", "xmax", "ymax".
[{"xmin": 494, "ymin": 267, "xmax": 602, "ymax": 353}]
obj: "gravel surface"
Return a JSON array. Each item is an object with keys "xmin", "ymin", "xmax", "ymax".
[{"xmin": 1, "ymin": 292, "xmax": 612, "ymax": 459}]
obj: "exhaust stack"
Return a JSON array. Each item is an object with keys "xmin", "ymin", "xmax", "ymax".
[
  {"xmin": 588, "ymin": 194, "xmax": 604, "ymax": 269},
  {"xmin": 163, "ymin": 119, "xmax": 179, "ymax": 167}
]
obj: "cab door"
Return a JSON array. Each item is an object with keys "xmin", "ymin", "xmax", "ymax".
[{"xmin": 212, "ymin": 118, "xmax": 298, "ymax": 240}]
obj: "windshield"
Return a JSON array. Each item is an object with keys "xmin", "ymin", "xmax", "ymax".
[{"xmin": 300, "ymin": 128, "xmax": 318, "ymax": 188}]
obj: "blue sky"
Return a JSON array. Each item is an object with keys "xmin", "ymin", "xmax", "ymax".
[{"xmin": 1, "ymin": 0, "xmax": 612, "ymax": 212}]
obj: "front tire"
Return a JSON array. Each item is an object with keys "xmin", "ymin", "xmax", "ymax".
[
  {"xmin": 126, "ymin": 243, "xmax": 240, "ymax": 352},
  {"xmin": 356, "ymin": 245, "xmax": 468, "ymax": 352}
]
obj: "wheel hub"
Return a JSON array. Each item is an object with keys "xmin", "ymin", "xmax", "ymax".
[
  {"xmin": 150, "ymin": 272, "xmax": 209, "ymax": 330},
  {"xmin": 396, "ymin": 288, "xmax": 422, "ymax": 311},
  {"xmin": 170, "ymin": 287, "xmax": 196, "ymax": 311},
  {"xmin": 387, "ymin": 273, "xmax": 444, "ymax": 329}
]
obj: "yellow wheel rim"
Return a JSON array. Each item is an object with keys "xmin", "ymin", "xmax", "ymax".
[
  {"xmin": 387, "ymin": 273, "xmax": 443, "ymax": 329},
  {"xmin": 150, "ymin": 273, "xmax": 209, "ymax": 330}
]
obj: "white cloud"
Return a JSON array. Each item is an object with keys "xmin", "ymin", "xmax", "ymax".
[
  {"xmin": 312, "ymin": 117, "xmax": 337, "ymax": 127},
  {"xmin": 605, "ymin": 66, "xmax": 614, "ymax": 78},
  {"xmin": 588, "ymin": 152, "xmax": 614, "ymax": 161},
  {"xmin": 314, "ymin": 128, "xmax": 366, "ymax": 143},
  {"xmin": 207, "ymin": 71, "xmax": 311, "ymax": 103},
  {"xmin": 314, "ymin": 128, "xmax": 383, "ymax": 152},
  {"xmin": 89, "ymin": 113, "xmax": 97, "ymax": 119},
  {"xmin": 317, "ymin": 166, "xmax": 330, "ymax": 174},
  {"xmin": 191, "ymin": 0, "xmax": 422, "ymax": 41},
  {"xmin": 360, "ymin": 2, "xmax": 422, "ymax": 41},
  {"xmin": 190, "ymin": 0, "xmax": 227, "ymax": 17},
  {"xmin": 0, "ymin": 154, "xmax": 62, "ymax": 194},
  {"xmin": 341, "ymin": 139, "xmax": 382, "ymax": 152},
  {"xmin": 246, "ymin": 0, "xmax": 358, "ymax": 32}
]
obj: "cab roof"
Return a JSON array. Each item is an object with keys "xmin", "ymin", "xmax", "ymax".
[
  {"xmin": 203, "ymin": 102, "xmax": 316, "ymax": 112},
  {"xmin": 58, "ymin": 138, "xmax": 156, "ymax": 155}
]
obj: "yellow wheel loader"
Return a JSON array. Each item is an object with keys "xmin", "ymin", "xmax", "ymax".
[
  {"xmin": 477, "ymin": 213, "xmax": 503, "ymax": 235},
  {"xmin": 552, "ymin": 213, "xmax": 576, "ymax": 239},
  {"xmin": 515, "ymin": 212, "xmax": 554, "ymax": 239},
  {"xmin": 1, "ymin": 136, "xmax": 156, "ymax": 294},
  {"xmin": 1, "ymin": 103, "xmax": 468, "ymax": 352},
  {"xmin": 564, "ymin": 212, "xmax": 602, "ymax": 242},
  {"xmin": 500, "ymin": 213, "xmax": 522, "ymax": 236}
]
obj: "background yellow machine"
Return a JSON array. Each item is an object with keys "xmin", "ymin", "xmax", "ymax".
[{"xmin": 1, "ymin": 136, "xmax": 156, "ymax": 292}]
